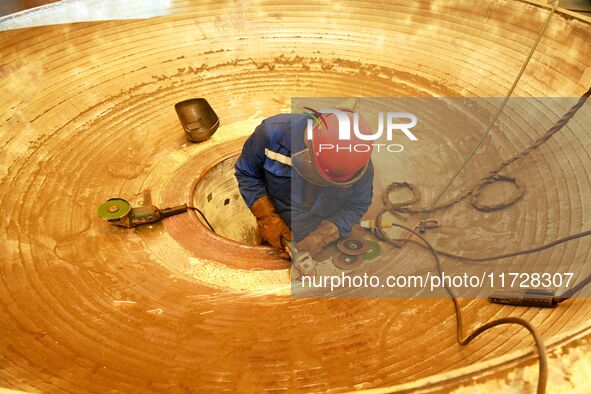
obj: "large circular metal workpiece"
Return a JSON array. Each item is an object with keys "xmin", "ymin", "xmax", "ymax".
[{"xmin": 1, "ymin": 1, "xmax": 591, "ymax": 392}]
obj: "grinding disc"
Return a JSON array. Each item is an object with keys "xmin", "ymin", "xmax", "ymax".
[
  {"xmin": 97, "ymin": 198, "xmax": 131, "ymax": 221},
  {"xmin": 332, "ymin": 253, "xmax": 363, "ymax": 270},
  {"xmin": 336, "ymin": 238, "xmax": 369, "ymax": 256},
  {"xmin": 363, "ymin": 241, "xmax": 381, "ymax": 262}
]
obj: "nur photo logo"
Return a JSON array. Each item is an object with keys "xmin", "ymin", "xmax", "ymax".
[{"xmin": 306, "ymin": 108, "xmax": 418, "ymax": 153}]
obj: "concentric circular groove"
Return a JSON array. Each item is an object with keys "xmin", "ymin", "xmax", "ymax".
[{"xmin": 0, "ymin": 0, "xmax": 590, "ymax": 392}]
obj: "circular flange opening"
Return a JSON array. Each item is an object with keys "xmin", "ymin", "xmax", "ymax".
[{"xmin": 191, "ymin": 155, "xmax": 260, "ymax": 244}]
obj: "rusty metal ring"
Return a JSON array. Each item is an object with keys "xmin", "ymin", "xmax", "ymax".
[
  {"xmin": 471, "ymin": 175, "xmax": 525, "ymax": 212},
  {"xmin": 382, "ymin": 181, "xmax": 421, "ymax": 211}
]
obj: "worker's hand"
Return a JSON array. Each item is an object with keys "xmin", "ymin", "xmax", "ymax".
[
  {"xmin": 250, "ymin": 196, "xmax": 292, "ymax": 255},
  {"xmin": 258, "ymin": 214, "xmax": 292, "ymax": 251},
  {"xmin": 296, "ymin": 220, "xmax": 340, "ymax": 260}
]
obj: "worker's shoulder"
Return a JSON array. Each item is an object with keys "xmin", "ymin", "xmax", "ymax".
[
  {"xmin": 256, "ymin": 114, "xmax": 309, "ymax": 147},
  {"xmin": 261, "ymin": 113, "xmax": 309, "ymax": 127}
]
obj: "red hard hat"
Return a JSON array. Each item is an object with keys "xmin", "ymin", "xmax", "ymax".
[{"xmin": 309, "ymin": 109, "xmax": 373, "ymax": 183}]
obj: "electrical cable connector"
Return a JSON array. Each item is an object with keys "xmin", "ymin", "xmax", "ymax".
[{"xmin": 488, "ymin": 289, "xmax": 557, "ymax": 308}]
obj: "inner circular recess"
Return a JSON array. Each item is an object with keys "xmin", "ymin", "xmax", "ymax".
[{"xmin": 192, "ymin": 155, "xmax": 260, "ymax": 244}]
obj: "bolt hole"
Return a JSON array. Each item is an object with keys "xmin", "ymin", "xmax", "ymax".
[
  {"xmin": 207, "ymin": 193, "xmax": 212, "ymax": 202},
  {"xmin": 224, "ymin": 198, "xmax": 230, "ymax": 206}
]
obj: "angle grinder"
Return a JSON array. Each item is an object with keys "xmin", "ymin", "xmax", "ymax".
[
  {"xmin": 281, "ymin": 237, "xmax": 317, "ymax": 281},
  {"xmin": 97, "ymin": 189, "xmax": 188, "ymax": 228}
]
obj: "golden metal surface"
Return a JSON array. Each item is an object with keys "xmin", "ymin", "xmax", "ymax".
[{"xmin": 0, "ymin": 0, "xmax": 590, "ymax": 392}]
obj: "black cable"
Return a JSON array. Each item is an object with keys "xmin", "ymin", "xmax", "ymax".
[
  {"xmin": 376, "ymin": 88, "xmax": 591, "ymax": 387},
  {"xmin": 187, "ymin": 206, "xmax": 216, "ymax": 233},
  {"xmin": 377, "ymin": 86, "xmax": 591, "ymax": 305},
  {"xmin": 385, "ymin": 86, "xmax": 591, "ymax": 216},
  {"xmin": 554, "ymin": 273, "xmax": 591, "ymax": 304},
  {"xmin": 420, "ymin": 230, "xmax": 591, "ymax": 304},
  {"xmin": 387, "ymin": 229, "xmax": 591, "ymax": 264},
  {"xmin": 377, "ymin": 217, "xmax": 548, "ymax": 394},
  {"xmin": 378, "ymin": 222, "xmax": 591, "ymax": 302}
]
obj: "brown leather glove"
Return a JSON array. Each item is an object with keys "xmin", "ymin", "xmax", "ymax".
[
  {"xmin": 296, "ymin": 220, "xmax": 340, "ymax": 260},
  {"xmin": 250, "ymin": 195, "xmax": 292, "ymax": 251}
]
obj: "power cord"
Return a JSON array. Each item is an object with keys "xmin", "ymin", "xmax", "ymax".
[
  {"xmin": 187, "ymin": 205, "xmax": 216, "ymax": 233},
  {"xmin": 376, "ymin": 85, "xmax": 591, "ymax": 305},
  {"xmin": 376, "ymin": 224, "xmax": 591, "ymax": 304},
  {"xmin": 370, "ymin": 55, "xmax": 591, "ymax": 394},
  {"xmin": 376, "ymin": 221, "xmax": 548, "ymax": 394}
]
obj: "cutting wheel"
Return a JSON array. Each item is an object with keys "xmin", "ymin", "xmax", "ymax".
[
  {"xmin": 97, "ymin": 198, "xmax": 131, "ymax": 221},
  {"xmin": 363, "ymin": 240, "xmax": 381, "ymax": 262},
  {"xmin": 337, "ymin": 237, "xmax": 369, "ymax": 256},
  {"xmin": 332, "ymin": 253, "xmax": 364, "ymax": 270}
]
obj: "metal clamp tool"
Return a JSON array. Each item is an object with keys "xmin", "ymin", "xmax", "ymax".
[{"xmin": 281, "ymin": 237, "xmax": 317, "ymax": 281}]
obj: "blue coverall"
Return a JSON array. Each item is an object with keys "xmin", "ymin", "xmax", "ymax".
[{"xmin": 234, "ymin": 113, "xmax": 374, "ymax": 242}]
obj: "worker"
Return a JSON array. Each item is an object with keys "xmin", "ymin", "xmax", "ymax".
[{"xmin": 234, "ymin": 109, "xmax": 374, "ymax": 260}]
